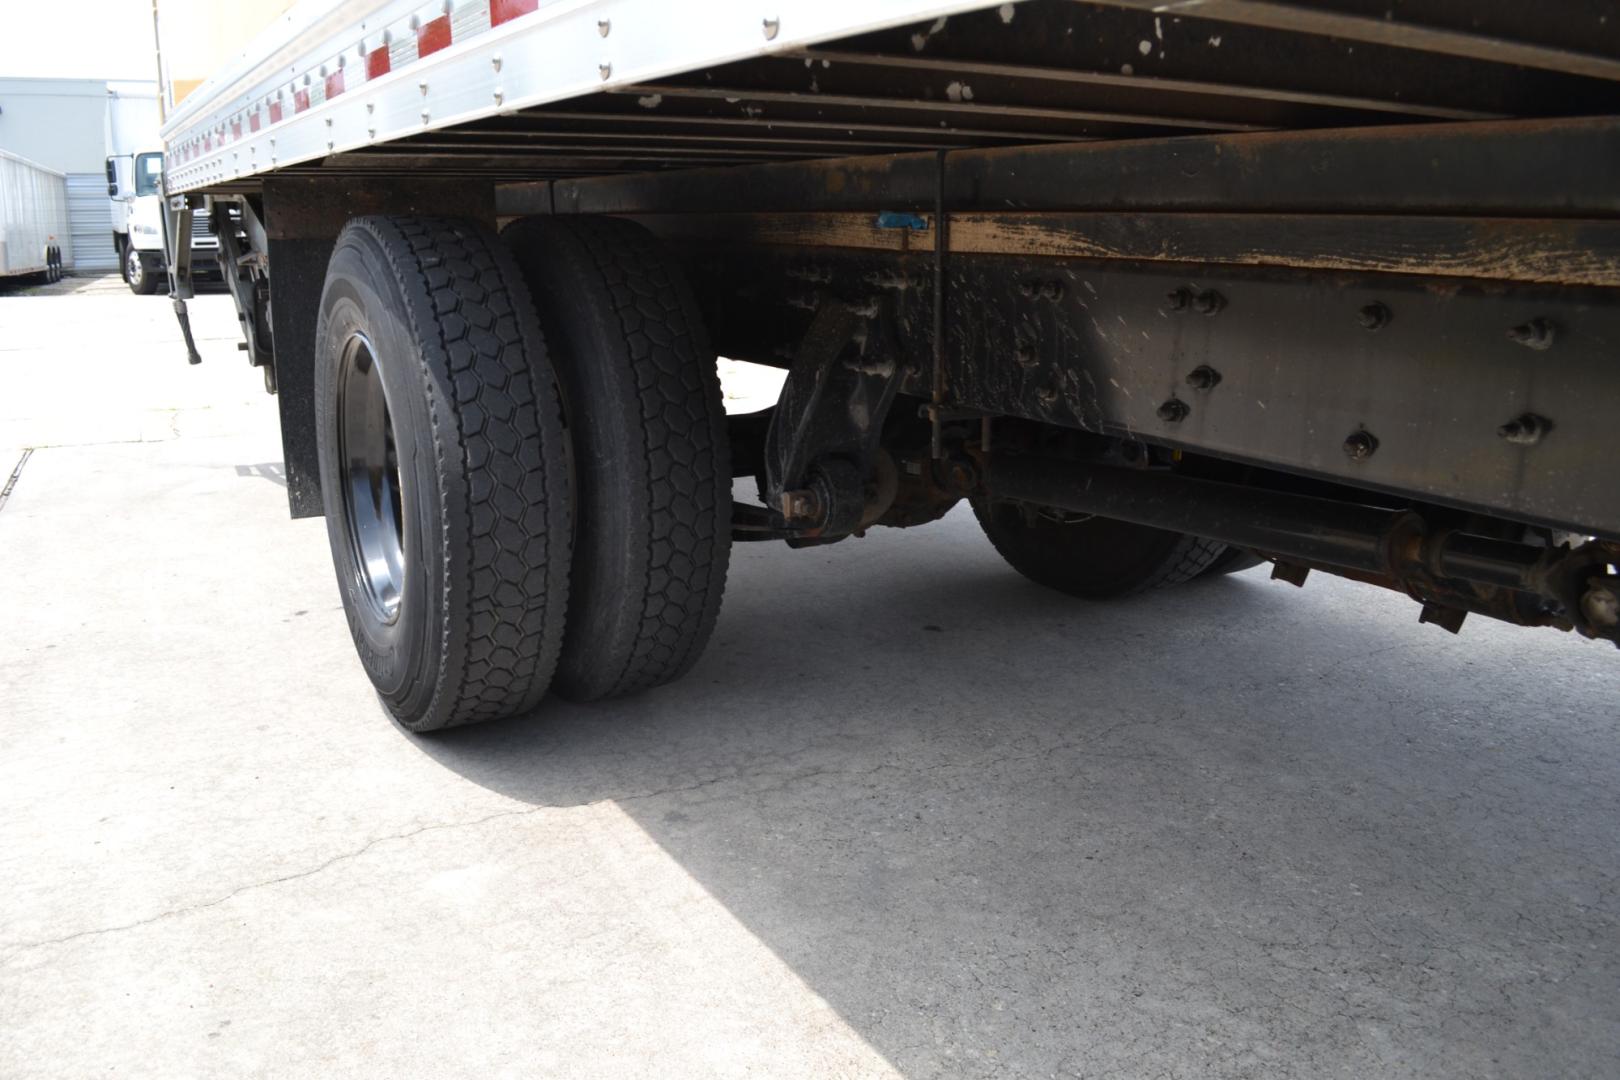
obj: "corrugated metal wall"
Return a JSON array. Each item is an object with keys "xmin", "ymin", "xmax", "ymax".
[{"xmin": 66, "ymin": 173, "xmax": 116, "ymax": 272}]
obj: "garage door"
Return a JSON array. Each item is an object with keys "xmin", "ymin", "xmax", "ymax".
[{"xmin": 66, "ymin": 173, "xmax": 116, "ymax": 273}]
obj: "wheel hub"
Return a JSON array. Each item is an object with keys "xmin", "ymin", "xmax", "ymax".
[{"xmin": 336, "ymin": 333, "xmax": 406, "ymax": 624}]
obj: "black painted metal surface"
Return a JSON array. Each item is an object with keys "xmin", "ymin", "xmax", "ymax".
[{"xmin": 685, "ymin": 245, "xmax": 1620, "ymax": 540}]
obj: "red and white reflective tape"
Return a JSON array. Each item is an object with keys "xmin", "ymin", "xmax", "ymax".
[
  {"xmin": 170, "ymin": 0, "xmax": 541, "ymax": 167},
  {"xmin": 161, "ymin": 0, "xmax": 1004, "ymax": 191}
]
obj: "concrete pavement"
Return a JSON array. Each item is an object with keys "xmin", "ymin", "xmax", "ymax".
[{"xmin": 2, "ymin": 278, "xmax": 1618, "ymax": 1078}]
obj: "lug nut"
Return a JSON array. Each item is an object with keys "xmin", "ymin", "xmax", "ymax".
[
  {"xmin": 1357, "ymin": 302, "xmax": 1391, "ymax": 330},
  {"xmin": 1497, "ymin": 412, "xmax": 1553, "ymax": 446},
  {"xmin": 1014, "ymin": 341, "xmax": 1039, "ymax": 368},
  {"xmin": 1039, "ymin": 280, "xmax": 1064, "ymax": 301},
  {"xmin": 1165, "ymin": 287, "xmax": 1193, "ymax": 311},
  {"xmin": 1036, "ymin": 383, "xmax": 1059, "ymax": 407},
  {"xmin": 1343, "ymin": 429, "xmax": 1378, "ymax": 461},
  {"xmin": 1157, "ymin": 398, "xmax": 1189, "ymax": 423},
  {"xmin": 1192, "ymin": 289, "xmax": 1225, "ymax": 315},
  {"xmin": 1185, "ymin": 365, "xmax": 1222, "ymax": 390},
  {"xmin": 1507, "ymin": 318, "xmax": 1556, "ymax": 350}
]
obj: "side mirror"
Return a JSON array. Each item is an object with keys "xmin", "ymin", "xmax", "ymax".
[
  {"xmin": 105, "ymin": 157, "xmax": 118, "ymax": 196},
  {"xmin": 107, "ymin": 183, "xmax": 118, "ymax": 197}
]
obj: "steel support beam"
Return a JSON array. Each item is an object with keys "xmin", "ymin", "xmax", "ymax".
[
  {"xmin": 505, "ymin": 117, "xmax": 1620, "ymax": 218},
  {"xmin": 979, "ymin": 453, "xmax": 1620, "ymax": 643},
  {"xmin": 634, "ymin": 210, "xmax": 1620, "ymax": 287}
]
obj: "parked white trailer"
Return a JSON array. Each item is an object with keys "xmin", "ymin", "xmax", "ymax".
[{"xmin": 0, "ymin": 150, "xmax": 69, "ymax": 282}]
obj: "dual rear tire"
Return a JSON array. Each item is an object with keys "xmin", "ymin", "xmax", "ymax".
[
  {"xmin": 313, "ymin": 212, "xmax": 1251, "ymax": 727},
  {"xmin": 312, "ymin": 215, "xmax": 729, "ymax": 731}
]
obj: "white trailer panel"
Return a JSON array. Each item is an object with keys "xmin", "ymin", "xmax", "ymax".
[
  {"xmin": 0, "ymin": 150, "xmax": 71, "ymax": 279},
  {"xmin": 158, "ymin": 0, "xmax": 1003, "ymax": 192}
]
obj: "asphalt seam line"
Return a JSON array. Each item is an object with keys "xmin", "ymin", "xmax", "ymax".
[{"xmin": 0, "ymin": 448, "xmax": 34, "ymax": 513}]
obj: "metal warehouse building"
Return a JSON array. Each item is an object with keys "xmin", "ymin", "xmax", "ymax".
[{"xmin": 0, "ymin": 78, "xmax": 159, "ymax": 273}]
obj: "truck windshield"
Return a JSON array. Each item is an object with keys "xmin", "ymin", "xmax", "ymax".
[{"xmin": 134, "ymin": 153, "xmax": 163, "ymax": 197}]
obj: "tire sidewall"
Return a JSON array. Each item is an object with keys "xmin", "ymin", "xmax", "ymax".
[{"xmin": 314, "ymin": 233, "xmax": 445, "ymax": 724}]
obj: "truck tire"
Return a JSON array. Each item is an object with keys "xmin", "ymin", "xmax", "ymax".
[
  {"xmin": 125, "ymin": 248, "xmax": 158, "ymax": 295},
  {"xmin": 503, "ymin": 216, "xmax": 730, "ymax": 702},
  {"xmin": 313, "ymin": 216, "xmax": 572, "ymax": 731},
  {"xmin": 971, "ymin": 497, "xmax": 1225, "ymax": 599}
]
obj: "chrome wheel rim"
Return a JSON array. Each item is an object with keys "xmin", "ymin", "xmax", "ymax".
[
  {"xmin": 125, "ymin": 248, "xmax": 140, "ymax": 285},
  {"xmin": 337, "ymin": 332, "xmax": 406, "ymax": 624}
]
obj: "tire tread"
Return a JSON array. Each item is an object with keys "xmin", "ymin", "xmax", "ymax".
[
  {"xmin": 349, "ymin": 215, "xmax": 569, "ymax": 729},
  {"xmin": 506, "ymin": 216, "xmax": 729, "ymax": 701}
]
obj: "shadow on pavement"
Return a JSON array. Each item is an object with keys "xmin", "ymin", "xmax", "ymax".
[
  {"xmin": 407, "ymin": 514, "xmax": 1620, "ymax": 1077},
  {"xmin": 234, "ymin": 462, "xmax": 287, "ymax": 487}
]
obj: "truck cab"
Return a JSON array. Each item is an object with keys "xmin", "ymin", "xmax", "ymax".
[{"xmin": 107, "ymin": 148, "xmax": 215, "ymax": 294}]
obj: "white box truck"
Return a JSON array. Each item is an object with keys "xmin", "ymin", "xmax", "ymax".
[
  {"xmin": 105, "ymin": 144, "xmax": 224, "ymax": 293},
  {"xmin": 106, "ymin": 87, "xmax": 218, "ymax": 294},
  {"xmin": 152, "ymin": 0, "xmax": 1620, "ymax": 731},
  {"xmin": 0, "ymin": 149, "xmax": 69, "ymax": 283}
]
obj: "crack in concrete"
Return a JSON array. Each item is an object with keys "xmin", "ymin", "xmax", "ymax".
[
  {"xmin": 0, "ymin": 769, "xmax": 801, "ymax": 961},
  {"xmin": 0, "ymin": 804, "xmax": 544, "ymax": 961},
  {"xmin": 0, "ymin": 708, "xmax": 1256, "ymax": 962}
]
